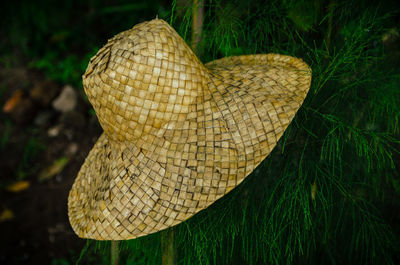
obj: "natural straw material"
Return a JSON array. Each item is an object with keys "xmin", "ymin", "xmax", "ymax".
[{"xmin": 68, "ymin": 18, "xmax": 311, "ymax": 240}]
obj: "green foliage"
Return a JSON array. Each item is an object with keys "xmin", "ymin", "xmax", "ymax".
[
  {"xmin": 285, "ymin": 0, "xmax": 322, "ymax": 31},
  {"xmin": 0, "ymin": 0, "xmax": 168, "ymax": 87},
  {"xmin": 73, "ymin": 0, "xmax": 400, "ymax": 264},
  {"xmin": 52, "ymin": 257, "xmax": 71, "ymax": 265},
  {"xmin": 28, "ymin": 51, "xmax": 92, "ymax": 87}
]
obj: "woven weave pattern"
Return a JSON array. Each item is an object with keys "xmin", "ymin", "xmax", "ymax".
[
  {"xmin": 83, "ymin": 19, "xmax": 208, "ymax": 141},
  {"xmin": 68, "ymin": 19, "xmax": 311, "ymax": 240}
]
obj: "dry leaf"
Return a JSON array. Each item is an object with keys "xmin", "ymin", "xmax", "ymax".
[
  {"xmin": 38, "ymin": 157, "xmax": 69, "ymax": 182},
  {"xmin": 0, "ymin": 209, "xmax": 14, "ymax": 222},
  {"xmin": 3, "ymin": 90, "xmax": 23, "ymax": 113},
  {"xmin": 6, "ymin": 180, "xmax": 30, "ymax": 193}
]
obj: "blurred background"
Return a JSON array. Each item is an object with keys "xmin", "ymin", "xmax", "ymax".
[
  {"xmin": 0, "ymin": 0, "xmax": 170, "ymax": 263},
  {"xmin": 0, "ymin": 0, "xmax": 399, "ymax": 264}
]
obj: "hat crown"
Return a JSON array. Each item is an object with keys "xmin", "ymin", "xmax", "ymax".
[{"xmin": 83, "ymin": 19, "xmax": 209, "ymax": 141}]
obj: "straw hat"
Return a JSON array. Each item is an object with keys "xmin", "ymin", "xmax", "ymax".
[{"xmin": 68, "ymin": 18, "xmax": 311, "ymax": 240}]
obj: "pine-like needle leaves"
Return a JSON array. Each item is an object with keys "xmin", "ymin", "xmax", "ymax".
[{"xmin": 77, "ymin": 1, "xmax": 400, "ymax": 264}]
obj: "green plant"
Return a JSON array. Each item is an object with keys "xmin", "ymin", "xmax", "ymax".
[
  {"xmin": 52, "ymin": 258, "xmax": 71, "ymax": 265},
  {"xmin": 0, "ymin": 0, "xmax": 168, "ymax": 88},
  {"xmin": 72, "ymin": 0, "xmax": 400, "ymax": 264}
]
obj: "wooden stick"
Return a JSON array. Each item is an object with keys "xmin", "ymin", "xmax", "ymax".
[
  {"xmin": 325, "ymin": 0, "xmax": 336, "ymax": 54},
  {"xmin": 191, "ymin": 0, "xmax": 204, "ymax": 56},
  {"xmin": 111, "ymin": 240, "xmax": 120, "ymax": 265},
  {"xmin": 161, "ymin": 227, "xmax": 176, "ymax": 265}
]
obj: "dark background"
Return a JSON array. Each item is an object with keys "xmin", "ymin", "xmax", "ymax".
[{"xmin": 0, "ymin": 1, "xmax": 171, "ymax": 264}]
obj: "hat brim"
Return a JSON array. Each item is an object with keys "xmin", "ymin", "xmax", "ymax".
[{"xmin": 68, "ymin": 54, "xmax": 311, "ymax": 240}]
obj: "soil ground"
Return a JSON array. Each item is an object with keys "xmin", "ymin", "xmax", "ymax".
[{"xmin": 0, "ymin": 67, "xmax": 102, "ymax": 264}]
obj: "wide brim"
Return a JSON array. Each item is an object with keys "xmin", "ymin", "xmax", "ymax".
[{"xmin": 68, "ymin": 54, "xmax": 311, "ymax": 240}]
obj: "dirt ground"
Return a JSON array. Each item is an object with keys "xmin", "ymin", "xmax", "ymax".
[{"xmin": 0, "ymin": 67, "xmax": 102, "ymax": 264}]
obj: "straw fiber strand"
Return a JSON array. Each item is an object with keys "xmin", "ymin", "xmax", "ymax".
[{"xmin": 68, "ymin": 19, "xmax": 311, "ymax": 240}]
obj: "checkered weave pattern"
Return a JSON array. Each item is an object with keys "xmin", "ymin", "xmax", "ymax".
[{"xmin": 68, "ymin": 19, "xmax": 311, "ymax": 240}]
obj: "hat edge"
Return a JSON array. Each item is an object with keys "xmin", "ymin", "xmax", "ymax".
[{"xmin": 68, "ymin": 53, "xmax": 312, "ymax": 240}]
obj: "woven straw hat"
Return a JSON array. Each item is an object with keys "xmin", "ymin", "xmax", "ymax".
[{"xmin": 68, "ymin": 18, "xmax": 311, "ymax": 240}]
